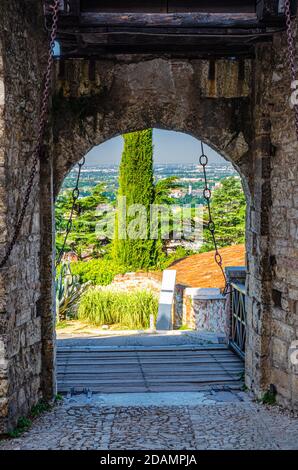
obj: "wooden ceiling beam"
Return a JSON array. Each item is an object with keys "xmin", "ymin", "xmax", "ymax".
[
  {"xmin": 44, "ymin": 1, "xmax": 296, "ymax": 58},
  {"xmin": 78, "ymin": 12, "xmax": 262, "ymax": 28},
  {"xmin": 58, "ymin": 44, "xmax": 257, "ymax": 59}
]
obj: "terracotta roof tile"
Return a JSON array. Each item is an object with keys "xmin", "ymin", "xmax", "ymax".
[{"xmin": 168, "ymin": 244, "xmax": 246, "ymax": 288}]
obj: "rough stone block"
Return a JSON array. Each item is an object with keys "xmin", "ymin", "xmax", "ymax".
[
  {"xmin": 271, "ymin": 367, "xmax": 291, "ymax": 399},
  {"xmin": 272, "ymin": 337, "xmax": 289, "ymax": 367},
  {"xmin": 15, "ymin": 309, "xmax": 32, "ymax": 327},
  {"xmin": 272, "ymin": 319, "xmax": 295, "ymax": 343}
]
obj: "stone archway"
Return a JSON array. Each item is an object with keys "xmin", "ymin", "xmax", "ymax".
[
  {"xmin": 45, "ymin": 56, "xmax": 257, "ymax": 398},
  {"xmin": 1, "ymin": 2, "xmax": 298, "ymax": 433}
]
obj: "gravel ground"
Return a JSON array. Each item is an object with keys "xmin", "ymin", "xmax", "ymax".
[{"xmin": 1, "ymin": 391, "xmax": 297, "ymax": 450}]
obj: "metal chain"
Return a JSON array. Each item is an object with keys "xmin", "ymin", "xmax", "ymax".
[
  {"xmin": 0, "ymin": 0, "xmax": 60, "ymax": 269},
  {"xmin": 55, "ymin": 157, "xmax": 86, "ymax": 267},
  {"xmin": 199, "ymin": 142, "xmax": 228, "ymax": 293},
  {"xmin": 285, "ymin": 0, "xmax": 298, "ymax": 140}
]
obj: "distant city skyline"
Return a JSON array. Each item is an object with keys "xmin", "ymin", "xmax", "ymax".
[{"xmin": 84, "ymin": 130, "xmax": 230, "ymax": 166}]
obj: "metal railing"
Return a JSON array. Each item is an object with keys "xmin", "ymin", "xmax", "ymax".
[{"xmin": 229, "ymin": 282, "xmax": 246, "ymax": 360}]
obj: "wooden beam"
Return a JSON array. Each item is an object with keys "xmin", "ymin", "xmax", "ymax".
[
  {"xmin": 58, "ymin": 41, "xmax": 258, "ymax": 59},
  {"xmin": 47, "ymin": 2, "xmax": 288, "ymax": 59},
  {"xmin": 79, "ymin": 12, "xmax": 261, "ymax": 28},
  {"xmin": 79, "ymin": 31, "xmax": 274, "ymax": 45}
]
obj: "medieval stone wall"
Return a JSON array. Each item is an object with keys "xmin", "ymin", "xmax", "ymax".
[
  {"xmin": 0, "ymin": 1, "xmax": 50, "ymax": 432},
  {"xmin": 241, "ymin": 22, "xmax": 298, "ymax": 408},
  {"xmin": 262, "ymin": 28, "xmax": 298, "ymax": 407}
]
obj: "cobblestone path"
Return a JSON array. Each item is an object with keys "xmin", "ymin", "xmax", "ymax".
[{"xmin": 1, "ymin": 391, "xmax": 297, "ymax": 450}]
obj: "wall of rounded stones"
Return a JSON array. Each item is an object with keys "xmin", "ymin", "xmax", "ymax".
[{"xmin": 105, "ymin": 272, "xmax": 162, "ymax": 295}]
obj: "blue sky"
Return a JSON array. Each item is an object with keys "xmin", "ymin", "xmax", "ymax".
[{"xmin": 85, "ymin": 130, "xmax": 227, "ymax": 166}]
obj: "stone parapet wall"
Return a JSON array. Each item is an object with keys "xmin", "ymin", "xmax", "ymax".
[
  {"xmin": 106, "ymin": 272, "xmax": 162, "ymax": 295},
  {"xmin": 182, "ymin": 288, "xmax": 228, "ymax": 339},
  {"xmin": 97, "ymin": 272, "xmax": 229, "ymax": 335}
]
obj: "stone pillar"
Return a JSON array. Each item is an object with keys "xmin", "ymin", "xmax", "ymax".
[
  {"xmin": 0, "ymin": 50, "xmax": 9, "ymax": 433},
  {"xmin": 225, "ymin": 266, "xmax": 246, "ymax": 286},
  {"xmin": 242, "ymin": 41, "xmax": 274, "ymax": 398},
  {"xmin": 40, "ymin": 149, "xmax": 56, "ymax": 401},
  {"xmin": 0, "ymin": 1, "xmax": 50, "ymax": 432},
  {"xmin": 183, "ymin": 288, "xmax": 228, "ymax": 341},
  {"xmin": 265, "ymin": 20, "xmax": 298, "ymax": 408},
  {"xmin": 245, "ymin": 20, "xmax": 298, "ymax": 409}
]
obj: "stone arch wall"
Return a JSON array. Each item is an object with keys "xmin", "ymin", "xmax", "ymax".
[
  {"xmin": 52, "ymin": 57, "xmax": 253, "ymax": 194},
  {"xmin": 0, "ymin": 2, "xmax": 298, "ymax": 433}
]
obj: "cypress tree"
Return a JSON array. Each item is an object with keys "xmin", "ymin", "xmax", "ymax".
[{"xmin": 113, "ymin": 129, "xmax": 158, "ymax": 269}]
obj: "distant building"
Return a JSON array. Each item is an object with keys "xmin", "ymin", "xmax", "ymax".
[
  {"xmin": 170, "ymin": 189, "xmax": 185, "ymax": 199},
  {"xmin": 62, "ymin": 251, "xmax": 78, "ymax": 263}
]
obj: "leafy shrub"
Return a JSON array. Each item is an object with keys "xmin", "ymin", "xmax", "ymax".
[
  {"xmin": 55, "ymin": 263, "xmax": 88, "ymax": 321},
  {"xmin": 157, "ymin": 246, "xmax": 194, "ymax": 270},
  {"xmin": 67, "ymin": 258, "xmax": 127, "ymax": 286},
  {"xmin": 78, "ymin": 288, "xmax": 158, "ymax": 329},
  {"xmin": 202, "ymin": 176, "xmax": 246, "ymax": 250}
]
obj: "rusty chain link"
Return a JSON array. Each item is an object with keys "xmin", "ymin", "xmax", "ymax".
[
  {"xmin": 55, "ymin": 157, "xmax": 85, "ymax": 267},
  {"xmin": 0, "ymin": 0, "xmax": 60, "ymax": 269},
  {"xmin": 285, "ymin": 0, "xmax": 298, "ymax": 140},
  {"xmin": 199, "ymin": 141, "xmax": 228, "ymax": 293}
]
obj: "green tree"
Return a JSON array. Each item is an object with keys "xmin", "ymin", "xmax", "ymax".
[
  {"xmin": 112, "ymin": 129, "xmax": 159, "ymax": 270},
  {"xmin": 154, "ymin": 176, "xmax": 181, "ymax": 205},
  {"xmin": 202, "ymin": 176, "xmax": 246, "ymax": 250},
  {"xmin": 55, "ymin": 183, "xmax": 109, "ymax": 260},
  {"xmin": 154, "ymin": 176, "xmax": 185, "ymax": 243}
]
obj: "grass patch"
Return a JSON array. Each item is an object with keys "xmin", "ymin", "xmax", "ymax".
[
  {"xmin": 261, "ymin": 388, "xmax": 277, "ymax": 406},
  {"xmin": 7, "ymin": 397, "xmax": 62, "ymax": 439},
  {"xmin": 8, "ymin": 417, "xmax": 32, "ymax": 438},
  {"xmin": 78, "ymin": 288, "xmax": 158, "ymax": 329},
  {"xmin": 239, "ymin": 371, "xmax": 245, "ymax": 381},
  {"xmin": 109, "ymin": 324, "xmax": 134, "ymax": 331},
  {"xmin": 178, "ymin": 324, "xmax": 191, "ymax": 331},
  {"xmin": 56, "ymin": 320, "xmax": 71, "ymax": 329},
  {"xmin": 30, "ymin": 401, "xmax": 51, "ymax": 418}
]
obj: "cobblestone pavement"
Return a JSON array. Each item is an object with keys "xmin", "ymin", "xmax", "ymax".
[{"xmin": 1, "ymin": 392, "xmax": 298, "ymax": 450}]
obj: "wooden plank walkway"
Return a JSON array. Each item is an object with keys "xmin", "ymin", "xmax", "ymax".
[{"xmin": 57, "ymin": 344, "xmax": 244, "ymax": 394}]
